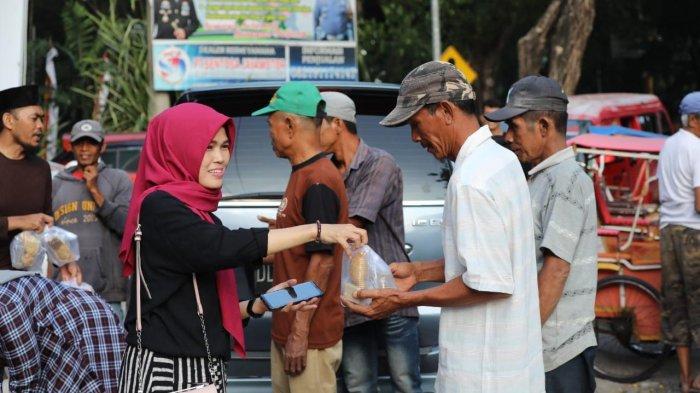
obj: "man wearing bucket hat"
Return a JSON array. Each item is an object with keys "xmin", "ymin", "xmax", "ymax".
[
  {"xmin": 319, "ymin": 91, "xmax": 422, "ymax": 392},
  {"xmin": 51, "ymin": 119, "xmax": 132, "ymax": 320},
  {"xmin": 658, "ymin": 91, "xmax": 700, "ymax": 393},
  {"xmin": 253, "ymin": 82, "xmax": 349, "ymax": 393},
  {"xmin": 485, "ymin": 76, "xmax": 598, "ymax": 393},
  {"xmin": 344, "ymin": 61, "xmax": 545, "ymax": 392}
]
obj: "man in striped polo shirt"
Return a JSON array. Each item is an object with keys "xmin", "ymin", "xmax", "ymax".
[{"xmin": 486, "ymin": 76, "xmax": 598, "ymax": 393}]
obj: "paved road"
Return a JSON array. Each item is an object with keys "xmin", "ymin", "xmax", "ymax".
[{"xmin": 596, "ymin": 349, "xmax": 700, "ymax": 393}]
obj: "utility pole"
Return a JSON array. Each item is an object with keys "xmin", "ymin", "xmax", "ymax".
[{"xmin": 431, "ymin": 0, "xmax": 441, "ymax": 61}]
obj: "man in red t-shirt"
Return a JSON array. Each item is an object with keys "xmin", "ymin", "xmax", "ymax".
[{"xmin": 253, "ymin": 82, "xmax": 349, "ymax": 393}]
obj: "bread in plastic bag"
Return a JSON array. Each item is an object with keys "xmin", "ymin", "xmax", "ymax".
[
  {"xmin": 342, "ymin": 245, "xmax": 396, "ymax": 305},
  {"xmin": 42, "ymin": 226, "xmax": 80, "ymax": 266},
  {"xmin": 10, "ymin": 231, "xmax": 46, "ymax": 270}
]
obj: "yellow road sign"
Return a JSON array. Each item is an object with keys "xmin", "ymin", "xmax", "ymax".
[{"xmin": 440, "ymin": 46, "xmax": 478, "ymax": 82}]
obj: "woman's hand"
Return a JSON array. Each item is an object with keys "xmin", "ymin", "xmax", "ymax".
[
  {"xmin": 319, "ymin": 224, "xmax": 368, "ymax": 255},
  {"xmin": 262, "ymin": 279, "xmax": 320, "ymax": 313}
]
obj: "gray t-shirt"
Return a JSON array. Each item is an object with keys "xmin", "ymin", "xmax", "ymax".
[{"xmin": 527, "ymin": 147, "xmax": 598, "ymax": 372}]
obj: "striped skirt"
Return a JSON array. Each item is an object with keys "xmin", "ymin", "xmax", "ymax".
[{"xmin": 118, "ymin": 345, "xmax": 227, "ymax": 393}]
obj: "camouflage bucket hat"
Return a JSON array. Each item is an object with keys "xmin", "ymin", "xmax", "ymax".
[{"xmin": 380, "ymin": 61, "xmax": 476, "ymax": 127}]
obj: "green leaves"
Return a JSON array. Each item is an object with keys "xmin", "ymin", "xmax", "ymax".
[{"xmin": 61, "ymin": 0, "xmax": 150, "ymax": 133}]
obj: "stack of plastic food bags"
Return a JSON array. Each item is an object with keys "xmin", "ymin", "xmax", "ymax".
[
  {"xmin": 9, "ymin": 226, "xmax": 80, "ymax": 270},
  {"xmin": 341, "ymin": 245, "xmax": 396, "ymax": 305}
]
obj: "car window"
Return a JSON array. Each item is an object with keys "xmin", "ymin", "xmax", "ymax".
[
  {"xmin": 119, "ymin": 148, "xmax": 142, "ymax": 172},
  {"xmin": 223, "ymin": 115, "xmax": 448, "ymax": 201}
]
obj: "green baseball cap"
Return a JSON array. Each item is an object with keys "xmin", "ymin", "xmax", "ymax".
[{"xmin": 252, "ymin": 81, "xmax": 325, "ymax": 117}]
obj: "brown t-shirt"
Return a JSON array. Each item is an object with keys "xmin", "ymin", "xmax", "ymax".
[
  {"xmin": 0, "ymin": 152, "xmax": 52, "ymax": 269},
  {"xmin": 271, "ymin": 153, "xmax": 349, "ymax": 349}
]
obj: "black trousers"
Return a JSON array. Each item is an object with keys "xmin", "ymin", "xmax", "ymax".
[{"xmin": 545, "ymin": 346, "xmax": 596, "ymax": 393}]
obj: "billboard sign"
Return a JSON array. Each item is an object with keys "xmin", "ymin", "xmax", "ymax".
[{"xmin": 152, "ymin": 0, "xmax": 358, "ymax": 90}]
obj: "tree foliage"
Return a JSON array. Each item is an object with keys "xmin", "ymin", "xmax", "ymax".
[
  {"xmin": 28, "ymin": 0, "xmax": 149, "ymax": 133},
  {"xmin": 358, "ymin": 0, "xmax": 550, "ymax": 100},
  {"xmin": 518, "ymin": 0, "xmax": 596, "ymax": 95}
]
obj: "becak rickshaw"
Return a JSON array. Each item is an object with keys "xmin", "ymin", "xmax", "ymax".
[{"xmin": 569, "ymin": 131, "xmax": 671, "ymax": 383}]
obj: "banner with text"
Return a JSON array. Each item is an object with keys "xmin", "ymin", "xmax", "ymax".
[{"xmin": 152, "ymin": 0, "xmax": 357, "ymax": 90}]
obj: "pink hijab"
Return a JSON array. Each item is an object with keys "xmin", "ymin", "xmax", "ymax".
[{"xmin": 119, "ymin": 102, "xmax": 245, "ymax": 357}]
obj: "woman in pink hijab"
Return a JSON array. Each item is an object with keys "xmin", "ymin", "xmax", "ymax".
[{"xmin": 117, "ymin": 103, "xmax": 365, "ymax": 392}]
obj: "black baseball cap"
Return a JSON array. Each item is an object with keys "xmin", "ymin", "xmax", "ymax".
[{"xmin": 485, "ymin": 76, "xmax": 568, "ymax": 122}]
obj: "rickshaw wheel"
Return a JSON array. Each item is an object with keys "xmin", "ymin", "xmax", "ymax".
[{"xmin": 594, "ymin": 275, "xmax": 673, "ymax": 383}]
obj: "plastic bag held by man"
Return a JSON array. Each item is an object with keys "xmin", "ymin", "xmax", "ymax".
[
  {"xmin": 342, "ymin": 245, "xmax": 396, "ymax": 305},
  {"xmin": 41, "ymin": 226, "xmax": 80, "ymax": 266},
  {"xmin": 10, "ymin": 231, "xmax": 46, "ymax": 270}
]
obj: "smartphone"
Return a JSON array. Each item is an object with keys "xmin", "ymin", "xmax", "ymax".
[{"xmin": 260, "ymin": 281, "xmax": 324, "ymax": 311}]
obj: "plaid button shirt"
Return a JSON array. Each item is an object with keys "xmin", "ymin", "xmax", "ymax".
[{"xmin": 0, "ymin": 275, "xmax": 125, "ymax": 392}]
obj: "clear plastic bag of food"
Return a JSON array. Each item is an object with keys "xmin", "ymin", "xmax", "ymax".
[
  {"xmin": 10, "ymin": 231, "xmax": 46, "ymax": 271},
  {"xmin": 41, "ymin": 226, "xmax": 80, "ymax": 266},
  {"xmin": 341, "ymin": 245, "xmax": 396, "ymax": 305}
]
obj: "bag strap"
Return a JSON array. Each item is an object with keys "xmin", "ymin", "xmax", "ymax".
[
  {"xmin": 135, "ymin": 221, "xmax": 215, "ymax": 392},
  {"xmin": 377, "ymin": 212, "xmax": 411, "ymax": 262}
]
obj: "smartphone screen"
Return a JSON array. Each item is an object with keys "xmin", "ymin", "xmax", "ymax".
[{"xmin": 261, "ymin": 281, "xmax": 324, "ymax": 311}]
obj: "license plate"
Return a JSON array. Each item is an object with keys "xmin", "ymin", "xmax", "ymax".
[{"xmin": 254, "ymin": 265, "xmax": 273, "ymax": 294}]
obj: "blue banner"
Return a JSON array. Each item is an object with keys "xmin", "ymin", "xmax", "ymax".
[
  {"xmin": 289, "ymin": 46, "xmax": 357, "ymax": 81},
  {"xmin": 153, "ymin": 43, "xmax": 287, "ymax": 91}
]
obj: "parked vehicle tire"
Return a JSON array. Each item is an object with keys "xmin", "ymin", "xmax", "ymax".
[{"xmin": 593, "ymin": 275, "xmax": 673, "ymax": 383}]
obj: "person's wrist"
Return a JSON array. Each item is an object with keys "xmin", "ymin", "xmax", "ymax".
[
  {"xmin": 6, "ymin": 216, "xmax": 18, "ymax": 231},
  {"xmin": 252, "ymin": 298, "xmax": 267, "ymax": 315},
  {"xmin": 246, "ymin": 298, "xmax": 265, "ymax": 318},
  {"xmin": 307, "ymin": 223, "xmax": 316, "ymax": 242},
  {"xmin": 410, "ymin": 263, "xmax": 423, "ymax": 282},
  {"xmin": 289, "ymin": 327, "xmax": 309, "ymax": 341},
  {"xmin": 398, "ymin": 290, "xmax": 418, "ymax": 308}
]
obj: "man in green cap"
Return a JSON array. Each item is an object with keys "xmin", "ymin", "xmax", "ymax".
[{"xmin": 253, "ymin": 82, "xmax": 349, "ymax": 393}]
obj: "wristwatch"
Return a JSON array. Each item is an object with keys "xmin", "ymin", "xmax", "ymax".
[{"xmin": 246, "ymin": 297, "xmax": 264, "ymax": 319}]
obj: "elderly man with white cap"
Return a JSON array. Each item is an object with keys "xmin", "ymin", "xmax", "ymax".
[
  {"xmin": 318, "ymin": 91, "xmax": 422, "ymax": 392},
  {"xmin": 658, "ymin": 91, "xmax": 700, "ymax": 393}
]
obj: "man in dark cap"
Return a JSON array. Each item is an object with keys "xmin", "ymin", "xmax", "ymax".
[
  {"xmin": 344, "ymin": 62, "xmax": 544, "ymax": 392},
  {"xmin": 485, "ymin": 76, "xmax": 598, "ymax": 393},
  {"xmin": 0, "ymin": 85, "xmax": 54, "ymax": 270},
  {"xmin": 52, "ymin": 119, "xmax": 132, "ymax": 320}
]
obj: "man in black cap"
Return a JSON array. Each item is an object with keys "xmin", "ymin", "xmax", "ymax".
[
  {"xmin": 485, "ymin": 76, "xmax": 598, "ymax": 393},
  {"xmin": 344, "ymin": 61, "xmax": 545, "ymax": 392},
  {"xmin": 0, "ymin": 85, "xmax": 54, "ymax": 270}
]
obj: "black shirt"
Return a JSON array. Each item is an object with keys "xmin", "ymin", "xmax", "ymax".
[
  {"xmin": 124, "ymin": 191, "xmax": 268, "ymax": 358},
  {"xmin": 0, "ymin": 153, "xmax": 52, "ymax": 269}
]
